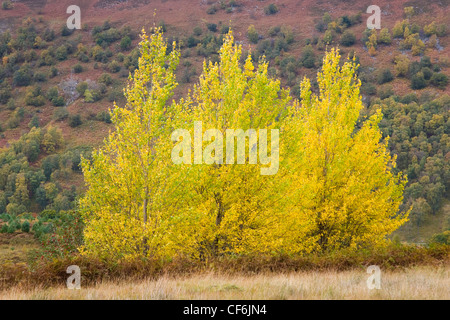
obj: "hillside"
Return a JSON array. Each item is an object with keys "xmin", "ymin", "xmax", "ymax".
[{"xmin": 0, "ymin": 0, "xmax": 449, "ymax": 243}]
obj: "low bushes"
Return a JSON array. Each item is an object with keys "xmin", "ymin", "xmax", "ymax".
[{"xmin": 0, "ymin": 242, "xmax": 448, "ymax": 291}]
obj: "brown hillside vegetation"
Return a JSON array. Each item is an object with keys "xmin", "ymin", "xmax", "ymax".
[{"xmin": 1, "ymin": 0, "xmax": 449, "ymax": 147}]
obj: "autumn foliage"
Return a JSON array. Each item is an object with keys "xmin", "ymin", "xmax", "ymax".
[{"xmin": 80, "ymin": 28, "xmax": 409, "ymax": 262}]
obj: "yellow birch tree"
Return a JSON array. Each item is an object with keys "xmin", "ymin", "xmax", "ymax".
[{"xmin": 80, "ymin": 29, "xmax": 409, "ymax": 261}]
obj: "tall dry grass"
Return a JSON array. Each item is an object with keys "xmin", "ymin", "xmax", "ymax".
[
  {"xmin": 1, "ymin": 243, "xmax": 449, "ymax": 292},
  {"xmin": 1, "ymin": 265, "xmax": 448, "ymax": 300}
]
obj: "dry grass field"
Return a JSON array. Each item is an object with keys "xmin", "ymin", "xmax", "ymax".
[{"xmin": 1, "ymin": 265, "xmax": 448, "ymax": 300}]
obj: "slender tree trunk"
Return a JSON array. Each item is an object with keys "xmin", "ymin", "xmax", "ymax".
[
  {"xmin": 213, "ymin": 192, "xmax": 225, "ymax": 256},
  {"xmin": 143, "ymin": 188, "xmax": 149, "ymax": 256}
]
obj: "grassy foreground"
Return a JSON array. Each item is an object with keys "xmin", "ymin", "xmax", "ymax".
[
  {"xmin": 1, "ymin": 242, "xmax": 448, "ymax": 299},
  {"xmin": 1, "ymin": 265, "xmax": 449, "ymax": 300}
]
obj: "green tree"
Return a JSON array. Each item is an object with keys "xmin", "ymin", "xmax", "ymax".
[
  {"xmin": 430, "ymin": 73, "xmax": 448, "ymax": 89},
  {"xmin": 2, "ymin": 1, "xmax": 13, "ymax": 10},
  {"xmin": 378, "ymin": 69, "xmax": 394, "ymax": 84},
  {"xmin": 301, "ymin": 44, "xmax": 316, "ymax": 68},
  {"xmin": 120, "ymin": 35, "xmax": 132, "ymax": 51},
  {"xmin": 340, "ymin": 30, "xmax": 356, "ymax": 46},
  {"xmin": 29, "ymin": 115, "xmax": 40, "ymax": 128},
  {"xmin": 247, "ymin": 25, "xmax": 259, "ymax": 44},
  {"xmin": 411, "ymin": 72, "xmax": 426, "ymax": 89},
  {"xmin": 264, "ymin": 4, "xmax": 279, "ymax": 15},
  {"xmin": 379, "ymin": 28, "xmax": 392, "ymax": 44},
  {"xmin": 69, "ymin": 114, "xmax": 83, "ymax": 127},
  {"xmin": 84, "ymin": 89, "xmax": 94, "ymax": 103},
  {"xmin": 13, "ymin": 65, "xmax": 32, "ymax": 86}
]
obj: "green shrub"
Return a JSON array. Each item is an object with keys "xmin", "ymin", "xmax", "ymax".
[
  {"xmin": 361, "ymin": 83, "xmax": 377, "ymax": 96},
  {"xmin": 73, "ymin": 64, "xmax": 83, "ymax": 73},
  {"xmin": 53, "ymin": 108, "xmax": 69, "ymax": 121},
  {"xmin": 43, "ymin": 28, "xmax": 55, "ymax": 42},
  {"xmin": 378, "ymin": 85, "xmax": 394, "ymax": 99},
  {"xmin": 247, "ymin": 25, "xmax": 259, "ymax": 44},
  {"xmin": 0, "ymin": 83, "xmax": 12, "ymax": 104},
  {"xmin": 28, "ymin": 115, "xmax": 40, "ymax": 128},
  {"xmin": 21, "ymin": 213, "xmax": 33, "ymax": 220},
  {"xmin": 429, "ymin": 230, "xmax": 450, "ymax": 245},
  {"xmin": 193, "ymin": 26, "xmax": 203, "ymax": 36},
  {"xmin": 41, "ymin": 155, "xmax": 60, "ymax": 180},
  {"xmin": 411, "ymin": 72, "xmax": 427, "ymax": 90},
  {"xmin": 32, "ymin": 220, "xmax": 42, "ymax": 231},
  {"xmin": 207, "ymin": 23, "xmax": 217, "ymax": 32},
  {"xmin": 186, "ymin": 35, "xmax": 199, "ymax": 48},
  {"xmin": 49, "ymin": 66, "xmax": 59, "ymax": 78},
  {"xmin": 264, "ymin": 4, "xmax": 279, "ymax": 15},
  {"xmin": 55, "ymin": 45, "xmax": 68, "ymax": 60},
  {"xmin": 25, "ymin": 87, "xmax": 46, "ymax": 107},
  {"xmin": 99, "ymin": 74, "xmax": 113, "ymax": 86},
  {"xmin": 108, "ymin": 60, "xmax": 121, "ymax": 73},
  {"xmin": 378, "ymin": 28, "xmax": 391, "ymax": 44},
  {"xmin": 108, "ymin": 87, "xmax": 124, "ymax": 102},
  {"xmin": 420, "ymin": 56, "xmax": 432, "ymax": 68},
  {"xmin": 76, "ymin": 81, "xmax": 89, "ymax": 95},
  {"xmin": 84, "ymin": 89, "xmax": 94, "ymax": 103},
  {"xmin": 21, "ymin": 221, "xmax": 30, "ymax": 233},
  {"xmin": 69, "ymin": 114, "xmax": 82, "ymax": 128},
  {"xmin": 300, "ymin": 45, "xmax": 316, "ymax": 69},
  {"xmin": 378, "ymin": 69, "xmax": 394, "ymax": 84},
  {"xmin": 430, "ymin": 73, "xmax": 448, "ymax": 89},
  {"xmin": 221, "ymin": 25, "xmax": 231, "ymax": 34},
  {"xmin": 181, "ymin": 66, "xmax": 197, "ymax": 84},
  {"xmin": 7, "ymin": 224, "xmax": 15, "ymax": 233},
  {"xmin": 34, "ymin": 72, "xmax": 47, "ymax": 82},
  {"xmin": 61, "ymin": 25, "xmax": 73, "ymax": 37},
  {"xmin": 78, "ymin": 53, "xmax": 89, "ymax": 63},
  {"xmin": 400, "ymin": 93, "xmax": 418, "ymax": 104},
  {"xmin": 0, "ymin": 224, "xmax": 7, "ymax": 233},
  {"xmin": 6, "ymin": 98, "xmax": 15, "ymax": 110},
  {"xmin": 96, "ymin": 111, "xmax": 112, "ymax": 123},
  {"xmin": 2, "ymin": 1, "xmax": 13, "ymax": 10},
  {"xmin": 436, "ymin": 24, "xmax": 447, "ymax": 37},
  {"xmin": 7, "ymin": 114, "xmax": 21, "ymax": 129},
  {"xmin": 52, "ymin": 96, "xmax": 65, "ymax": 107},
  {"xmin": 47, "ymin": 86, "xmax": 58, "ymax": 100},
  {"xmin": 13, "ymin": 66, "xmax": 32, "ymax": 86},
  {"xmin": 268, "ymin": 26, "xmax": 281, "ymax": 37},
  {"xmin": 120, "ymin": 35, "xmax": 132, "ymax": 51},
  {"xmin": 1, "ymin": 214, "xmax": 11, "ymax": 222},
  {"xmin": 206, "ymin": 5, "xmax": 217, "ymax": 14},
  {"xmin": 157, "ymin": 21, "xmax": 167, "ymax": 33},
  {"xmin": 432, "ymin": 64, "xmax": 441, "ymax": 72},
  {"xmin": 6, "ymin": 219, "xmax": 21, "ymax": 233},
  {"xmin": 340, "ymin": 30, "xmax": 356, "ymax": 46},
  {"xmin": 315, "ymin": 21, "xmax": 327, "ymax": 33},
  {"xmin": 421, "ymin": 67, "xmax": 433, "ymax": 80},
  {"xmin": 94, "ymin": 28, "xmax": 121, "ymax": 48},
  {"xmin": 92, "ymin": 47, "xmax": 107, "ymax": 62}
]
